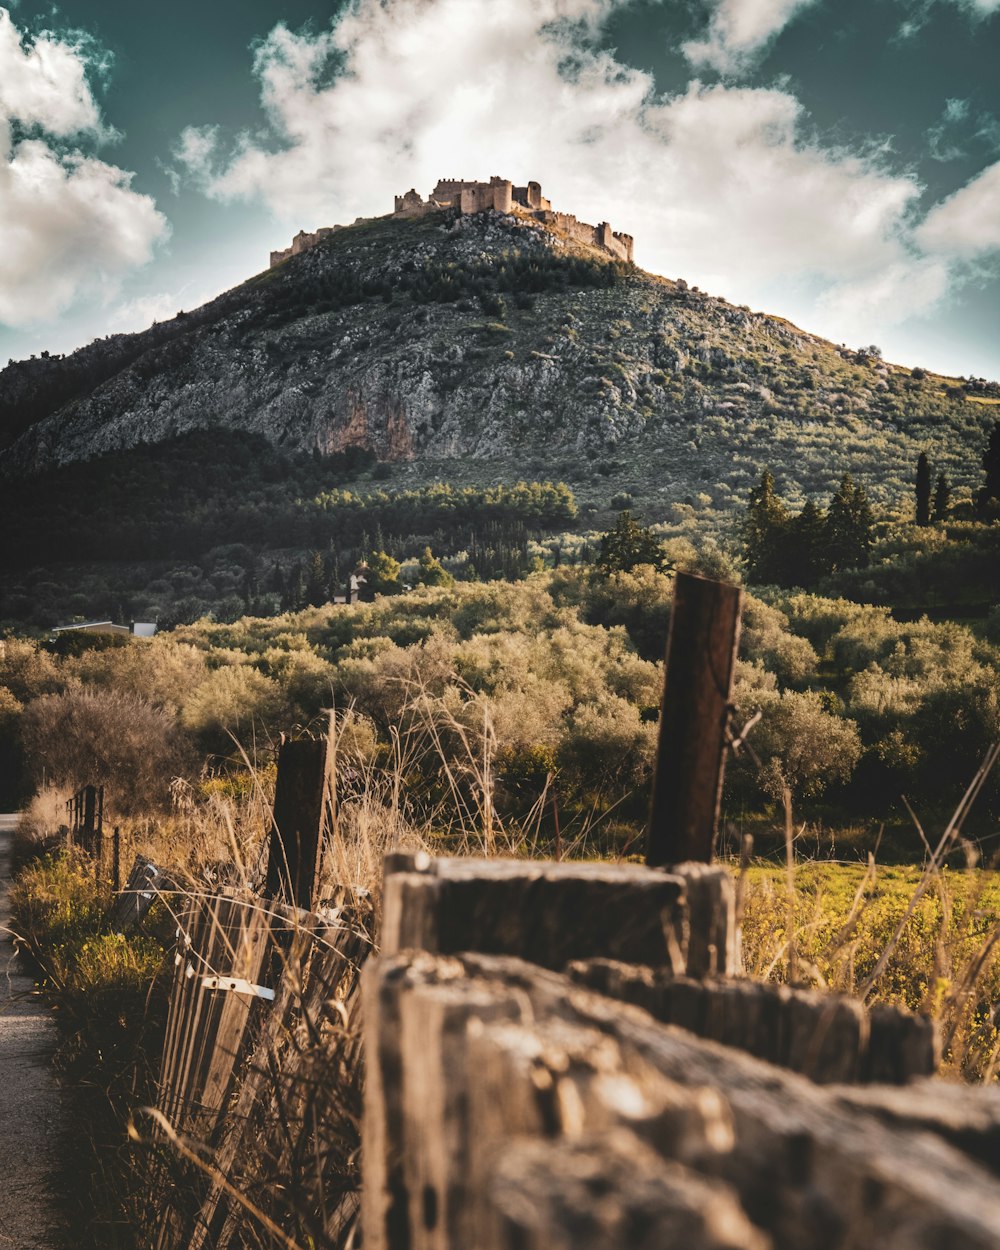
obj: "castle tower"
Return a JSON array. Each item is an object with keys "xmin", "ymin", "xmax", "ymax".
[
  {"xmin": 490, "ymin": 177, "xmax": 513, "ymax": 214},
  {"xmin": 395, "ymin": 188, "xmax": 425, "ymax": 214}
]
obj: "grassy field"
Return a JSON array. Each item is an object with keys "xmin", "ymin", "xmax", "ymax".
[{"xmin": 739, "ymin": 859, "xmax": 1000, "ymax": 1081}]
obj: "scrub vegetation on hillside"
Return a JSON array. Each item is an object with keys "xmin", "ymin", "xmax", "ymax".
[{"xmin": 3, "ymin": 569, "xmax": 998, "ymax": 835}]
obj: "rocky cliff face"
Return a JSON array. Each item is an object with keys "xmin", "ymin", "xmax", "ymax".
[{"xmin": 0, "ymin": 208, "xmax": 986, "ymax": 499}]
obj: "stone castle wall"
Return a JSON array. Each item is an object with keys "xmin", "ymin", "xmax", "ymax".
[
  {"xmin": 269, "ymin": 225, "xmax": 343, "ymax": 267},
  {"xmin": 272, "ymin": 176, "xmax": 632, "ymax": 267},
  {"xmin": 534, "ymin": 210, "xmax": 634, "ymax": 263}
]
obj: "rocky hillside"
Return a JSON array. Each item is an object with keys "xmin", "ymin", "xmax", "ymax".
[{"xmin": 1, "ymin": 208, "xmax": 993, "ymax": 507}]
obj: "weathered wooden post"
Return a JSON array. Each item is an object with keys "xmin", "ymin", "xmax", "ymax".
[
  {"xmin": 264, "ymin": 736, "xmax": 332, "ymax": 910},
  {"xmin": 95, "ymin": 786, "xmax": 105, "ymax": 885},
  {"xmin": 646, "ymin": 572, "xmax": 742, "ymax": 866},
  {"xmin": 82, "ymin": 785, "xmax": 98, "ymax": 856},
  {"xmin": 68, "ymin": 791, "xmax": 82, "ymax": 846}
]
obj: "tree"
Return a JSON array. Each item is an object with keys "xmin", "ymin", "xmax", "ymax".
[
  {"xmin": 976, "ymin": 420, "xmax": 1000, "ymax": 519},
  {"xmin": 742, "ymin": 470, "xmax": 789, "ymax": 584},
  {"xmin": 784, "ymin": 499, "xmax": 827, "ymax": 588},
  {"xmin": 283, "ymin": 561, "xmax": 306, "ymax": 611},
  {"xmin": 595, "ymin": 511, "xmax": 672, "ymax": 576},
  {"xmin": 932, "ymin": 472, "xmax": 951, "ymax": 522},
  {"xmin": 0, "ymin": 689, "xmax": 25, "ymax": 808},
  {"xmin": 826, "ymin": 474, "xmax": 874, "ymax": 570},
  {"xmin": 22, "ymin": 687, "xmax": 190, "ymax": 812},
  {"xmin": 416, "ymin": 547, "xmax": 454, "ymax": 588},
  {"xmin": 366, "ymin": 550, "xmax": 403, "ymax": 595},
  {"xmin": 915, "ymin": 452, "xmax": 931, "ymax": 527},
  {"xmin": 305, "ymin": 550, "xmax": 328, "ymax": 606},
  {"xmin": 739, "ymin": 688, "xmax": 861, "ymax": 803}
]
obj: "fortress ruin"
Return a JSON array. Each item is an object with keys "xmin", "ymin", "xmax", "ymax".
[
  {"xmin": 269, "ymin": 176, "xmax": 634, "ymax": 268},
  {"xmin": 394, "ymin": 176, "xmax": 634, "ymax": 263}
]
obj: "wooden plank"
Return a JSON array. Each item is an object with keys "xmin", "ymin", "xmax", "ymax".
[
  {"xmin": 365, "ymin": 952, "xmax": 1000, "ymax": 1250},
  {"xmin": 188, "ymin": 897, "xmax": 273, "ymax": 1136},
  {"xmin": 265, "ymin": 737, "xmax": 332, "ymax": 911},
  {"xmin": 381, "ymin": 856, "xmax": 689, "ymax": 973},
  {"xmin": 566, "ymin": 959, "xmax": 939, "ymax": 1084},
  {"xmin": 156, "ymin": 890, "xmax": 373, "ymax": 1250},
  {"xmin": 486, "ymin": 1132, "xmax": 770, "ymax": 1250},
  {"xmin": 646, "ymin": 572, "xmax": 742, "ymax": 866},
  {"xmin": 211, "ymin": 912, "xmax": 373, "ymax": 1250},
  {"xmin": 106, "ymin": 855, "xmax": 167, "ymax": 933},
  {"xmin": 187, "ymin": 923, "xmax": 319, "ymax": 1250},
  {"xmin": 832, "ymin": 1082, "xmax": 1000, "ymax": 1176},
  {"xmin": 153, "ymin": 892, "xmax": 282, "ymax": 1250}
]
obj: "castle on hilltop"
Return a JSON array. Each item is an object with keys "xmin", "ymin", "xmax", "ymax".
[
  {"xmin": 269, "ymin": 176, "xmax": 634, "ymax": 268},
  {"xmin": 394, "ymin": 176, "xmax": 634, "ymax": 263},
  {"xmin": 394, "ymin": 175, "xmax": 552, "ymax": 218}
]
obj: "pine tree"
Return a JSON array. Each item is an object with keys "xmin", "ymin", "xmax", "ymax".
[
  {"xmin": 827, "ymin": 474, "xmax": 874, "ymax": 570},
  {"xmin": 915, "ymin": 452, "xmax": 931, "ymax": 527},
  {"xmin": 932, "ymin": 472, "xmax": 951, "ymax": 522},
  {"xmin": 742, "ymin": 470, "xmax": 789, "ymax": 584},
  {"xmin": 595, "ymin": 511, "xmax": 671, "ymax": 576},
  {"xmin": 976, "ymin": 420, "xmax": 1000, "ymax": 519}
]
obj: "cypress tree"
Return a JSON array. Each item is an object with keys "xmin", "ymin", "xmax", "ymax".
[
  {"xmin": 284, "ymin": 561, "xmax": 306, "ymax": 611},
  {"xmin": 827, "ymin": 473, "xmax": 874, "ymax": 570},
  {"xmin": 305, "ymin": 550, "xmax": 327, "ymax": 606},
  {"xmin": 786, "ymin": 499, "xmax": 828, "ymax": 587},
  {"xmin": 267, "ymin": 560, "xmax": 286, "ymax": 596},
  {"xmin": 976, "ymin": 420, "xmax": 1000, "ymax": 519},
  {"xmin": 932, "ymin": 472, "xmax": 951, "ymax": 522},
  {"xmin": 915, "ymin": 452, "xmax": 931, "ymax": 526}
]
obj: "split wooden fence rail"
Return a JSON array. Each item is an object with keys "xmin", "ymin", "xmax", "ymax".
[{"xmin": 84, "ymin": 573, "xmax": 1000, "ymax": 1250}]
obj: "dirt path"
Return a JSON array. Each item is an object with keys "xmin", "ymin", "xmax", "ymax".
[{"xmin": 0, "ymin": 815, "xmax": 67, "ymax": 1250}]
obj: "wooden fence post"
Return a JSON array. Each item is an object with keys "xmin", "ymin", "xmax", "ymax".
[
  {"xmin": 264, "ymin": 736, "xmax": 331, "ymax": 910},
  {"xmin": 82, "ymin": 785, "xmax": 97, "ymax": 856},
  {"xmin": 646, "ymin": 572, "xmax": 742, "ymax": 867}
]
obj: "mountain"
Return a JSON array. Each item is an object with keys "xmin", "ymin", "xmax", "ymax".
[{"xmin": 0, "ymin": 206, "xmax": 994, "ymax": 508}]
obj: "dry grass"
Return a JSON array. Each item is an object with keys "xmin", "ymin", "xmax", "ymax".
[{"xmin": 737, "ymin": 746, "xmax": 1000, "ymax": 1082}]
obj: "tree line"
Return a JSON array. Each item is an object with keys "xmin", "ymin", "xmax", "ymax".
[
  {"xmin": 742, "ymin": 471, "xmax": 875, "ymax": 587},
  {"xmin": 914, "ymin": 420, "xmax": 1000, "ymax": 525},
  {"xmin": 746, "ymin": 419, "xmax": 1000, "ymax": 589}
]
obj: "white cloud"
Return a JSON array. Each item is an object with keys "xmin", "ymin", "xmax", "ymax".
[
  {"xmin": 173, "ymin": 0, "xmax": 995, "ymax": 351},
  {"xmin": 0, "ymin": 9, "xmax": 106, "ymax": 137},
  {"xmin": 896, "ymin": 0, "xmax": 1000, "ymax": 38},
  {"xmin": 682, "ymin": 0, "xmax": 819, "ymax": 76},
  {"xmin": 0, "ymin": 8, "xmax": 167, "ymax": 324},
  {"xmin": 916, "ymin": 160, "xmax": 1000, "ymax": 257},
  {"xmin": 950, "ymin": 0, "xmax": 1000, "ymax": 14}
]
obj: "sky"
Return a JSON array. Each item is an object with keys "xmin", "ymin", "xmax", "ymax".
[{"xmin": 1, "ymin": 0, "xmax": 999, "ymax": 378}]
